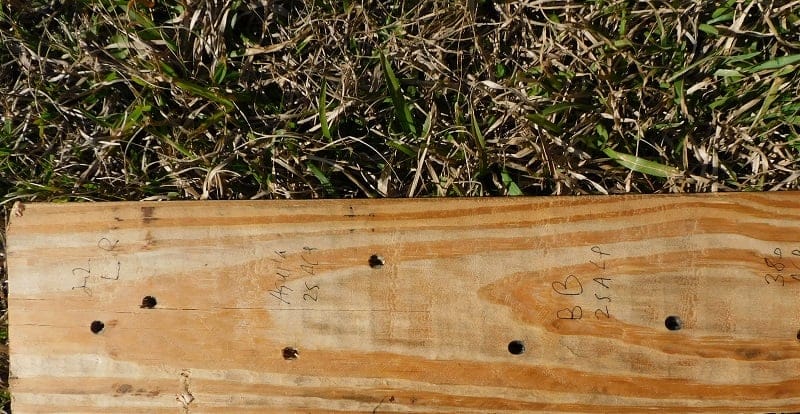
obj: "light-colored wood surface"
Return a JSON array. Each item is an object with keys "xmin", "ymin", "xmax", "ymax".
[{"xmin": 6, "ymin": 194, "xmax": 800, "ymax": 413}]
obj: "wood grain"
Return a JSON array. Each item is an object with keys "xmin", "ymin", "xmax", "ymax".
[{"xmin": 6, "ymin": 194, "xmax": 800, "ymax": 413}]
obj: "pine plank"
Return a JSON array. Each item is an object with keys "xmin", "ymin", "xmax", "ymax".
[{"xmin": 6, "ymin": 194, "xmax": 800, "ymax": 413}]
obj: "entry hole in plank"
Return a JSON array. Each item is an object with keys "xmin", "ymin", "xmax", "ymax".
[
  {"xmin": 90, "ymin": 320, "xmax": 105, "ymax": 334},
  {"xmin": 797, "ymin": 329, "xmax": 800, "ymax": 341},
  {"xmin": 665, "ymin": 315, "xmax": 683, "ymax": 331},
  {"xmin": 369, "ymin": 254, "xmax": 385, "ymax": 269},
  {"xmin": 140, "ymin": 296, "xmax": 157, "ymax": 309},
  {"xmin": 282, "ymin": 347, "xmax": 299, "ymax": 360},
  {"xmin": 507, "ymin": 340, "xmax": 525, "ymax": 355}
]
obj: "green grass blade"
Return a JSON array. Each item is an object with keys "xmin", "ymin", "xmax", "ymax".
[
  {"xmin": 713, "ymin": 69, "xmax": 744, "ymax": 78},
  {"xmin": 213, "ymin": 60, "xmax": 228, "ymax": 85},
  {"xmin": 526, "ymin": 113, "xmax": 563, "ymax": 134},
  {"xmin": 421, "ymin": 108, "xmax": 433, "ymax": 139},
  {"xmin": 751, "ymin": 77, "xmax": 783, "ymax": 126},
  {"xmin": 160, "ymin": 61, "xmax": 178, "ymax": 78},
  {"xmin": 173, "ymin": 79, "xmax": 234, "ymax": 109},
  {"xmin": 306, "ymin": 162, "xmax": 336, "ymax": 195},
  {"xmin": 541, "ymin": 102, "xmax": 590, "ymax": 116},
  {"xmin": 319, "ymin": 81, "xmax": 331, "ymax": 141},
  {"xmin": 387, "ymin": 140, "xmax": 417, "ymax": 158},
  {"xmin": 698, "ymin": 24, "xmax": 718, "ymax": 35},
  {"xmin": 470, "ymin": 105, "xmax": 486, "ymax": 150},
  {"xmin": 155, "ymin": 131, "xmax": 194, "ymax": 159},
  {"xmin": 707, "ymin": 13, "xmax": 733, "ymax": 24},
  {"xmin": 748, "ymin": 54, "xmax": 800, "ymax": 72},
  {"xmin": 501, "ymin": 169, "xmax": 523, "ymax": 196},
  {"xmin": 379, "ymin": 51, "xmax": 417, "ymax": 136},
  {"xmin": 724, "ymin": 51, "xmax": 761, "ymax": 65},
  {"xmin": 666, "ymin": 54, "xmax": 718, "ymax": 83},
  {"xmin": 603, "ymin": 148, "xmax": 680, "ymax": 178}
]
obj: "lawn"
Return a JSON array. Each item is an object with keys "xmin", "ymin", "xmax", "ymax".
[{"xmin": 1, "ymin": 0, "xmax": 799, "ymax": 411}]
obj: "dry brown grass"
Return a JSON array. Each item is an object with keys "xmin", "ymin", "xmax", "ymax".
[{"xmin": 2, "ymin": 0, "xmax": 799, "ymax": 203}]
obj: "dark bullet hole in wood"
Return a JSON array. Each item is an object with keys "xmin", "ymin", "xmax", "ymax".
[
  {"xmin": 508, "ymin": 340, "xmax": 525, "ymax": 355},
  {"xmin": 369, "ymin": 254, "xmax": 384, "ymax": 269},
  {"xmin": 140, "ymin": 296, "xmax": 157, "ymax": 308},
  {"xmin": 665, "ymin": 315, "xmax": 682, "ymax": 331},
  {"xmin": 282, "ymin": 347, "xmax": 299, "ymax": 360},
  {"xmin": 90, "ymin": 320, "xmax": 105, "ymax": 334}
]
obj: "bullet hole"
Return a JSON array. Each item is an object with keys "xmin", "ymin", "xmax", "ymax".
[
  {"xmin": 140, "ymin": 296, "xmax": 157, "ymax": 309},
  {"xmin": 90, "ymin": 320, "xmax": 105, "ymax": 334},
  {"xmin": 282, "ymin": 347, "xmax": 299, "ymax": 360},
  {"xmin": 369, "ymin": 254, "xmax": 384, "ymax": 269},
  {"xmin": 665, "ymin": 315, "xmax": 683, "ymax": 331},
  {"xmin": 796, "ymin": 329, "xmax": 800, "ymax": 341},
  {"xmin": 507, "ymin": 340, "xmax": 525, "ymax": 355}
]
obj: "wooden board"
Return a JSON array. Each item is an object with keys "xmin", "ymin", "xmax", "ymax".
[{"xmin": 6, "ymin": 194, "xmax": 800, "ymax": 413}]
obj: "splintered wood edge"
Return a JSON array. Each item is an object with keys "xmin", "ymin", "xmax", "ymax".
[{"xmin": 6, "ymin": 194, "xmax": 800, "ymax": 413}]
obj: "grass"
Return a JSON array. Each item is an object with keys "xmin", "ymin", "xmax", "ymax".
[{"xmin": 1, "ymin": 0, "xmax": 800, "ymax": 410}]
